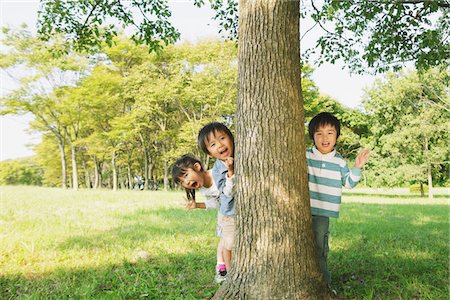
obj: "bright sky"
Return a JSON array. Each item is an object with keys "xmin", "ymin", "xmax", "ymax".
[{"xmin": 0, "ymin": 0, "xmax": 376, "ymax": 161}]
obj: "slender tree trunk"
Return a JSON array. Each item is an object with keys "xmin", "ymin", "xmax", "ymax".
[
  {"xmin": 127, "ymin": 161, "xmax": 132, "ymax": 189},
  {"xmin": 118, "ymin": 167, "xmax": 125, "ymax": 189},
  {"xmin": 71, "ymin": 144, "xmax": 78, "ymax": 191},
  {"xmin": 81, "ymin": 154, "xmax": 91, "ymax": 188},
  {"xmin": 148, "ymin": 155, "xmax": 153, "ymax": 188},
  {"xmin": 163, "ymin": 160, "xmax": 169, "ymax": 192},
  {"xmin": 214, "ymin": 1, "xmax": 328, "ymax": 298},
  {"xmin": 57, "ymin": 138, "xmax": 67, "ymax": 189},
  {"xmin": 93, "ymin": 156, "xmax": 100, "ymax": 189},
  {"xmin": 111, "ymin": 150, "xmax": 118, "ymax": 191},
  {"xmin": 420, "ymin": 182, "xmax": 425, "ymax": 197},
  {"xmin": 139, "ymin": 133, "xmax": 149, "ymax": 190},
  {"xmin": 424, "ymin": 137, "xmax": 433, "ymax": 199},
  {"xmin": 68, "ymin": 173, "xmax": 72, "ymax": 189},
  {"xmin": 149, "ymin": 161, "xmax": 153, "ymax": 184},
  {"xmin": 427, "ymin": 166, "xmax": 433, "ymax": 199},
  {"xmin": 144, "ymin": 156, "xmax": 149, "ymax": 190}
]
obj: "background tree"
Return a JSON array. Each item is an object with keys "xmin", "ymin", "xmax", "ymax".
[
  {"xmin": 76, "ymin": 65, "xmax": 127, "ymax": 191},
  {"xmin": 34, "ymin": 134, "xmax": 65, "ymax": 187},
  {"xmin": 0, "ymin": 27, "xmax": 89, "ymax": 189},
  {"xmin": 0, "ymin": 158, "xmax": 43, "ymax": 186},
  {"xmin": 363, "ymin": 68, "xmax": 449, "ymax": 196}
]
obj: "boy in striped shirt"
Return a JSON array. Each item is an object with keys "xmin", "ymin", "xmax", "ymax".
[{"xmin": 307, "ymin": 112, "xmax": 370, "ymax": 285}]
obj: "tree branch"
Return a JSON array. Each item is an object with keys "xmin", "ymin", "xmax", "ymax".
[
  {"xmin": 80, "ymin": 0, "xmax": 103, "ymax": 33},
  {"xmin": 354, "ymin": 0, "xmax": 450, "ymax": 8}
]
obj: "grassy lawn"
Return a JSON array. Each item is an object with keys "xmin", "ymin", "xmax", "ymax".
[{"xmin": 0, "ymin": 186, "xmax": 448, "ymax": 299}]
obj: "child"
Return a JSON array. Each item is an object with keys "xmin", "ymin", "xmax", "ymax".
[
  {"xmin": 307, "ymin": 112, "xmax": 370, "ymax": 285},
  {"xmin": 171, "ymin": 154, "xmax": 227, "ymax": 283},
  {"xmin": 197, "ymin": 122, "xmax": 235, "ymax": 272}
]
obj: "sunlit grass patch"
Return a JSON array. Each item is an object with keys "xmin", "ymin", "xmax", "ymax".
[{"xmin": 1, "ymin": 185, "xmax": 448, "ymax": 299}]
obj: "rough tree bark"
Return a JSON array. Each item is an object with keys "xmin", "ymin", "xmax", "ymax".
[{"xmin": 213, "ymin": 1, "xmax": 329, "ymax": 299}]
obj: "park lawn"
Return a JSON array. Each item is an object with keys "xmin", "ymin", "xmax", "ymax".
[{"xmin": 0, "ymin": 186, "xmax": 448, "ymax": 299}]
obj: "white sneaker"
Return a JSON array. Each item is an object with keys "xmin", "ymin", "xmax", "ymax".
[{"xmin": 215, "ymin": 272, "xmax": 227, "ymax": 283}]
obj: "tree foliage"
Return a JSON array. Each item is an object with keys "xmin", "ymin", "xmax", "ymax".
[
  {"xmin": 38, "ymin": 0, "xmax": 179, "ymax": 52},
  {"xmin": 363, "ymin": 68, "xmax": 449, "ymax": 187},
  {"xmin": 0, "ymin": 158, "xmax": 43, "ymax": 185},
  {"xmin": 2, "ymin": 31, "xmax": 242, "ymax": 189},
  {"xmin": 307, "ymin": 0, "xmax": 450, "ymax": 73},
  {"xmin": 37, "ymin": 0, "xmax": 449, "ymax": 73}
]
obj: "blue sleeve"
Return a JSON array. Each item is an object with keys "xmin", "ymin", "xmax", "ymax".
[
  {"xmin": 340, "ymin": 162, "xmax": 362, "ymax": 189},
  {"xmin": 212, "ymin": 160, "xmax": 235, "ymax": 216}
]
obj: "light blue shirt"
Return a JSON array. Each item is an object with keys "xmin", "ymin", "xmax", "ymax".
[
  {"xmin": 306, "ymin": 146, "xmax": 361, "ymax": 218},
  {"xmin": 211, "ymin": 159, "xmax": 235, "ymax": 216}
]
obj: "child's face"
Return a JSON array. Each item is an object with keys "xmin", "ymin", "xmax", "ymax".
[
  {"xmin": 313, "ymin": 124, "xmax": 337, "ymax": 154},
  {"xmin": 178, "ymin": 163, "xmax": 205, "ymax": 190},
  {"xmin": 205, "ymin": 130, "xmax": 234, "ymax": 160}
]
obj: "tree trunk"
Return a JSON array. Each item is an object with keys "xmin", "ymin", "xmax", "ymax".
[
  {"xmin": 93, "ymin": 156, "xmax": 100, "ymax": 189},
  {"xmin": 420, "ymin": 182, "xmax": 425, "ymax": 197},
  {"xmin": 139, "ymin": 133, "xmax": 149, "ymax": 190},
  {"xmin": 71, "ymin": 144, "xmax": 78, "ymax": 191},
  {"xmin": 111, "ymin": 150, "xmax": 118, "ymax": 191},
  {"xmin": 427, "ymin": 164, "xmax": 433, "ymax": 199},
  {"xmin": 424, "ymin": 137, "xmax": 433, "ymax": 199},
  {"xmin": 163, "ymin": 159, "xmax": 169, "ymax": 192},
  {"xmin": 57, "ymin": 138, "xmax": 67, "ymax": 189},
  {"xmin": 127, "ymin": 161, "xmax": 132, "ymax": 189},
  {"xmin": 214, "ymin": 1, "xmax": 328, "ymax": 299},
  {"xmin": 144, "ymin": 156, "xmax": 149, "ymax": 190},
  {"xmin": 81, "ymin": 154, "xmax": 91, "ymax": 188},
  {"xmin": 118, "ymin": 167, "xmax": 125, "ymax": 189}
]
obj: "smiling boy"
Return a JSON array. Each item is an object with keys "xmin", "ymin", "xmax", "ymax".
[{"xmin": 307, "ymin": 112, "xmax": 370, "ymax": 285}]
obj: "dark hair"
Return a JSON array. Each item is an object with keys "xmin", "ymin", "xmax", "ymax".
[
  {"xmin": 171, "ymin": 154, "xmax": 204, "ymax": 202},
  {"xmin": 197, "ymin": 122, "xmax": 235, "ymax": 156},
  {"xmin": 308, "ymin": 112, "xmax": 341, "ymax": 140},
  {"xmin": 171, "ymin": 154, "xmax": 204, "ymax": 184}
]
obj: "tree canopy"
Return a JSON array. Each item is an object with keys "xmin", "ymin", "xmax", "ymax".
[
  {"xmin": 37, "ymin": 0, "xmax": 449, "ymax": 73},
  {"xmin": 363, "ymin": 68, "xmax": 449, "ymax": 190}
]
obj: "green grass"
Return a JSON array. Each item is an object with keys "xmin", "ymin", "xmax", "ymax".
[{"xmin": 1, "ymin": 186, "xmax": 448, "ymax": 299}]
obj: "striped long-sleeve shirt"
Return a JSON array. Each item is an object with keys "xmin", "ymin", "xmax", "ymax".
[{"xmin": 306, "ymin": 146, "xmax": 362, "ymax": 218}]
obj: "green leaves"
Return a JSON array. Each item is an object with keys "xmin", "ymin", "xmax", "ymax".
[
  {"xmin": 363, "ymin": 68, "xmax": 450, "ymax": 187},
  {"xmin": 37, "ymin": 0, "xmax": 180, "ymax": 53},
  {"xmin": 308, "ymin": 0, "xmax": 450, "ymax": 74}
]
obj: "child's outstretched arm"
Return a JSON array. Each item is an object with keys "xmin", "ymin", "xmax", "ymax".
[
  {"xmin": 185, "ymin": 199, "xmax": 206, "ymax": 209},
  {"xmin": 355, "ymin": 148, "xmax": 370, "ymax": 169},
  {"xmin": 341, "ymin": 148, "xmax": 370, "ymax": 189}
]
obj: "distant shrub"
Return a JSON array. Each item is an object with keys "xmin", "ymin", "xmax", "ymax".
[{"xmin": 0, "ymin": 158, "xmax": 43, "ymax": 185}]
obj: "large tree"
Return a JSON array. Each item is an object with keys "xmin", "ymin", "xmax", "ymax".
[
  {"xmin": 216, "ymin": 1, "xmax": 328, "ymax": 298},
  {"xmin": 36, "ymin": 0, "xmax": 448, "ymax": 298}
]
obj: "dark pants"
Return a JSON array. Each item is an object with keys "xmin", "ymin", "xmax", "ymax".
[{"xmin": 312, "ymin": 215, "xmax": 331, "ymax": 284}]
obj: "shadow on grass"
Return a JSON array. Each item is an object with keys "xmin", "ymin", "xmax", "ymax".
[
  {"xmin": 0, "ymin": 251, "xmax": 218, "ymax": 300},
  {"xmin": 329, "ymin": 204, "xmax": 448, "ymax": 299},
  {"xmin": 2, "ymin": 204, "xmax": 448, "ymax": 299},
  {"xmin": 2, "ymin": 207, "xmax": 221, "ymax": 299}
]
